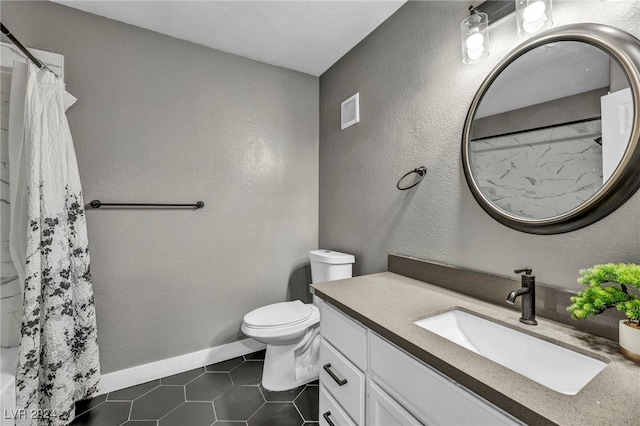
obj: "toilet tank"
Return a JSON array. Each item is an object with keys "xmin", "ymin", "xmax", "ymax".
[{"xmin": 309, "ymin": 250, "xmax": 355, "ymax": 283}]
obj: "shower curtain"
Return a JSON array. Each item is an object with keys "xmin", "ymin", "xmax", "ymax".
[{"xmin": 12, "ymin": 62, "xmax": 100, "ymax": 426}]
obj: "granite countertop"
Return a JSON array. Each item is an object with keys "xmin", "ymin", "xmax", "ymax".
[{"xmin": 312, "ymin": 272, "xmax": 640, "ymax": 426}]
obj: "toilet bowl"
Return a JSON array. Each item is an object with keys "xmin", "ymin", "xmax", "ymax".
[
  {"xmin": 242, "ymin": 301, "xmax": 320, "ymax": 391},
  {"xmin": 241, "ymin": 249, "xmax": 355, "ymax": 391}
]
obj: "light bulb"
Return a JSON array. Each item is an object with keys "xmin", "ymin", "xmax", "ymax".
[
  {"xmin": 467, "ymin": 46, "xmax": 485, "ymax": 61},
  {"xmin": 466, "ymin": 29, "xmax": 484, "ymax": 51},
  {"xmin": 516, "ymin": 0, "xmax": 552, "ymax": 39},
  {"xmin": 523, "ymin": 18, "xmax": 546, "ymax": 34},
  {"xmin": 523, "ymin": 1, "xmax": 546, "ymax": 23},
  {"xmin": 461, "ymin": 7, "xmax": 489, "ymax": 64}
]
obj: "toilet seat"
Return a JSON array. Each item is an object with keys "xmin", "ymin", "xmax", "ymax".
[
  {"xmin": 243, "ymin": 300, "xmax": 315, "ymax": 328},
  {"xmin": 242, "ymin": 301, "xmax": 319, "ymax": 343}
]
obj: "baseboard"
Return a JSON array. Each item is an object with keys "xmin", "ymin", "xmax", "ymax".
[{"xmin": 98, "ymin": 338, "xmax": 266, "ymax": 395}]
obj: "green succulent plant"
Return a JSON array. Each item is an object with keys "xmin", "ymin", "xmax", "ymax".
[{"xmin": 567, "ymin": 263, "xmax": 640, "ymax": 325}]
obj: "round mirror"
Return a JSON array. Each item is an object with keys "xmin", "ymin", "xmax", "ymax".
[{"xmin": 462, "ymin": 24, "xmax": 640, "ymax": 234}]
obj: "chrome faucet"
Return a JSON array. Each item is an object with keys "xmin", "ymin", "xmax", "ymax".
[{"xmin": 507, "ymin": 268, "xmax": 538, "ymax": 325}]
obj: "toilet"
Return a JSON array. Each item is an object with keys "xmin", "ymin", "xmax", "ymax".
[{"xmin": 241, "ymin": 249, "xmax": 355, "ymax": 391}]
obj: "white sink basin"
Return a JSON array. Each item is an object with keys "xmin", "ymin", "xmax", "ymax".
[{"xmin": 414, "ymin": 309, "xmax": 608, "ymax": 395}]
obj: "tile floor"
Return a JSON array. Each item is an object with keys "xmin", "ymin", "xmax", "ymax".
[{"xmin": 71, "ymin": 350, "xmax": 319, "ymax": 426}]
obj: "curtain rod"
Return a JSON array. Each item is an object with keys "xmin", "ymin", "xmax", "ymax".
[{"xmin": 0, "ymin": 22, "xmax": 55, "ymax": 75}]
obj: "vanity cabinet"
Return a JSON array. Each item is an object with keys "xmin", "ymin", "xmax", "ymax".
[
  {"xmin": 320, "ymin": 386, "xmax": 357, "ymax": 426},
  {"xmin": 367, "ymin": 380, "xmax": 421, "ymax": 426},
  {"xmin": 320, "ymin": 339, "xmax": 366, "ymax": 425},
  {"xmin": 317, "ymin": 299, "xmax": 522, "ymax": 426},
  {"xmin": 319, "ymin": 301, "xmax": 367, "ymax": 426}
]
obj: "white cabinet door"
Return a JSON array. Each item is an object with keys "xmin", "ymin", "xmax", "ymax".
[
  {"xmin": 319, "ymin": 339, "xmax": 365, "ymax": 425},
  {"xmin": 367, "ymin": 380, "xmax": 422, "ymax": 426},
  {"xmin": 320, "ymin": 387, "xmax": 357, "ymax": 426},
  {"xmin": 601, "ymin": 88, "xmax": 633, "ymax": 182},
  {"xmin": 320, "ymin": 301, "xmax": 367, "ymax": 370},
  {"xmin": 369, "ymin": 332, "xmax": 521, "ymax": 426}
]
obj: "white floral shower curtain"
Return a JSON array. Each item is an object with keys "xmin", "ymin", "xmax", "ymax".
[{"xmin": 13, "ymin": 63, "xmax": 100, "ymax": 426}]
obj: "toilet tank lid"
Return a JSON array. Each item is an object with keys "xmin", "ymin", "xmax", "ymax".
[{"xmin": 309, "ymin": 249, "xmax": 355, "ymax": 264}]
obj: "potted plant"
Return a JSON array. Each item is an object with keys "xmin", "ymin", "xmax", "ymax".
[{"xmin": 567, "ymin": 263, "xmax": 640, "ymax": 363}]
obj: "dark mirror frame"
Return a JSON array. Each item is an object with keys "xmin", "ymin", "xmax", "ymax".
[{"xmin": 462, "ymin": 23, "xmax": 640, "ymax": 234}]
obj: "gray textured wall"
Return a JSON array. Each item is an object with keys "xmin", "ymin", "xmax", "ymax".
[
  {"xmin": 2, "ymin": 1, "xmax": 319, "ymax": 373},
  {"xmin": 471, "ymin": 88, "xmax": 606, "ymax": 140},
  {"xmin": 319, "ymin": 0, "xmax": 640, "ymax": 289}
]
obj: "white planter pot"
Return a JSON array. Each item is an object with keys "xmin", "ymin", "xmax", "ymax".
[{"xmin": 619, "ymin": 320, "xmax": 640, "ymax": 363}]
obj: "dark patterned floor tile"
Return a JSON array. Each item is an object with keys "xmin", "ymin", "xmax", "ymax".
[
  {"xmin": 107, "ymin": 380, "xmax": 160, "ymax": 401},
  {"xmin": 186, "ymin": 372, "xmax": 233, "ymax": 401},
  {"xmin": 206, "ymin": 356, "xmax": 244, "ymax": 372},
  {"xmin": 214, "ymin": 386, "xmax": 265, "ymax": 421},
  {"xmin": 243, "ymin": 350, "xmax": 265, "ymax": 361},
  {"xmin": 75, "ymin": 393, "xmax": 107, "ymax": 416},
  {"xmin": 76, "ymin": 350, "xmax": 317, "ymax": 426},
  {"xmin": 158, "ymin": 401, "xmax": 215, "ymax": 426},
  {"xmin": 247, "ymin": 402, "xmax": 303, "ymax": 426},
  {"xmin": 307, "ymin": 379, "xmax": 319, "ymax": 386},
  {"xmin": 294, "ymin": 386, "xmax": 319, "ymax": 422},
  {"xmin": 259, "ymin": 384, "xmax": 305, "ymax": 402},
  {"xmin": 230, "ymin": 360, "xmax": 263, "ymax": 386},
  {"xmin": 161, "ymin": 367, "xmax": 205, "ymax": 385},
  {"xmin": 130, "ymin": 386, "xmax": 185, "ymax": 420},
  {"xmin": 70, "ymin": 401, "xmax": 131, "ymax": 425}
]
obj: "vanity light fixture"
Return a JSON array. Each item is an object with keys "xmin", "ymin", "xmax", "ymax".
[
  {"xmin": 461, "ymin": 6, "xmax": 490, "ymax": 64},
  {"xmin": 461, "ymin": 1, "xmax": 554, "ymax": 64},
  {"xmin": 516, "ymin": 0, "xmax": 553, "ymax": 37},
  {"xmin": 461, "ymin": 1, "xmax": 514, "ymax": 64}
]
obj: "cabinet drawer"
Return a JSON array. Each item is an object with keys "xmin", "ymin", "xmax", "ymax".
[
  {"xmin": 320, "ymin": 339, "xmax": 365, "ymax": 425},
  {"xmin": 319, "ymin": 387, "xmax": 357, "ymax": 426},
  {"xmin": 367, "ymin": 380, "xmax": 422, "ymax": 426},
  {"xmin": 369, "ymin": 333, "xmax": 521, "ymax": 426},
  {"xmin": 320, "ymin": 302, "xmax": 367, "ymax": 370}
]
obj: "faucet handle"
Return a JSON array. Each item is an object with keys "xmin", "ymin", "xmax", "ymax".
[{"xmin": 514, "ymin": 268, "xmax": 533, "ymax": 275}]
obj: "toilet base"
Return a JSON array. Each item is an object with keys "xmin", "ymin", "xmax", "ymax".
[{"xmin": 261, "ymin": 326, "xmax": 320, "ymax": 391}]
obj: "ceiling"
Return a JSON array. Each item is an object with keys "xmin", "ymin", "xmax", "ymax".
[
  {"xmin": 51, "ymin": 0, "xmax": 407, "ymax": 76},
  {"xmin": 476, "ymin": 41, "xmax": 611, "ymax": 118}
]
